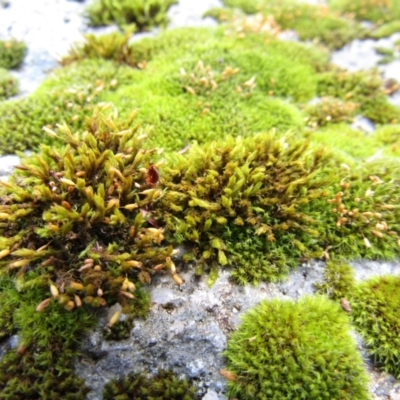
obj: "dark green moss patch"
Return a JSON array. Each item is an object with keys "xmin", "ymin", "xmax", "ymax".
[
  {"xmin": 314, "ymin": 261, "xmax": 356, "ymax": 300},
  {"xmin": 0, "ymin": 67, "xmax": 18, "ymax": 100},
  {"xmin": 102, "ymin": 369, "xmax": 197, "ymax": 400},
  {"xmin": 0, "ymin": 280, "xmax": 95, "ymax": 399},
  {"xmin": 224, "ymin": 295, "xmax": 370, "ymax": 400},
  {"xmin": 0, "ymin": 38, "xmax": 27, "ymax": 70},
  {"xmin": 86, "ymin": 0, "xmax": 177, "ymax": 30}
]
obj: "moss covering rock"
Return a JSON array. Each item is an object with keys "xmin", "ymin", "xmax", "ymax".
[{"xmin": 223, "ymin": 295, "xmax": 370, "ymax": 400}]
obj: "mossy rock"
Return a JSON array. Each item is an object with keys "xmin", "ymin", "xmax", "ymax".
[
  {"xmin": 102, "ymin": 369, "xmax": 197, "ymax": 400},
  {"xmin": 223, "ymin": 295, "xmax": 370, "ymax": 399},
  {"xmin": 0, "ymin": 67, "xmax": 18, "ymax": 100},
  {"xmin": 0, "ymin": 38, "xmax": 27, "ymax": 70}
]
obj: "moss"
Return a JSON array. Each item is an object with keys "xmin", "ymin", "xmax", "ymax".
[
  {"xmin": 0, "ymin": 58, "xmax": 135, "ymax": 154},
  {"xmin": 223, "ymin": 295, "xmax": 370, "ymax": 400},
  {"xmin": 219, "ymin": 0, "xmax": 365, "ymax": 49},
  {"xmin": 157, "ymin": 132, "xmax": 334, "ymax": 279},
  {"xmin": 0, "ymin": 38, "xmax": 27, "ymax": 70},
  {"xmin": 328, "ymin": 0, "xmax": 400, "ymax": 24},
  {"xmin": 314, "ymin": 261, "xmax": 356, "ymax": 300},
  {"xmin": 102, "ymin": 369, "xmax": 197, "ymax": 400},
  {"xmin": 373, "ymin": 124, "xmax": 400, "ymax": 155},
  {"xmin": 351, "ymin": 275, "xmax": 400, "ymax": 378},
  {"xmin": 61, "ymin": 27, "xmax": 137, "ymax": 67},
  {"xmin": 317, "ymin": 67, "xmax": 400, "ymax": 124},
  {"xmin": 0, "ymin": 67, "xmax": 18, "ymax": 100},
  {"xmin": 0, "ymin": 278, "xmax": 95, "ymax": 399},
  {"xmin": 304, "ymin": 125, "xmax": 381, "ymax": 160},
  {"xmin": 0, "ymin": 105, "xmax": 172, "ymax": 314},
  {"xmin": 304, "ymin": 97, "xmax": 359, "ymax": 128},
  {"xmin": 103, "ymin": 318, "xmax": 133, "ymax": 341},
  {"xmin": 371, "ymin": 20, "xmax": 400, "ymax": 38},
  {"xmin": 86, "ymin": 0, "xmax": 177, "ymax": 30}
]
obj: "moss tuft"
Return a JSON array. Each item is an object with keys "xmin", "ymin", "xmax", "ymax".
[
  {"xmin": 314, "ymin": 261, "xmax": 356, "ymax": 300},
  {"xmin": 102, "ymin": 369, "xmax": 197, "ymax": 400},
  {"xmin": 351, "ymin": 275, "xmax": 400, "ymax": 378},
  {"xmin": 0, "ymin": 67, "xmax": 18, "ymax": 100},
  {"xmin": 328, "ymin": 0, "xmax": 400, "ymax": 24},
  {"xmin": 0, "ymin": 38, "xmax": 27, "ymax": 70},
  {"xmin": 224, "ymin": 295, "xmax": 370, "ymax": 400},
  {"xmin": 86, "ymin": 0, "xmax": 177, "ymax": 30},
  {"xmin": 0, "ymin": 104, "xmax": 172, "ymax": 315},
  {"xmin": 219, "ymin": 0, "xmax": 366, "ymax": 49},
  {"xmin": 0, "ymin": 279, "xmax": 95, "ymax": 399},
  {"xmin": 304, "ymin": 97, "xmax": 359, "ymax": 128}
]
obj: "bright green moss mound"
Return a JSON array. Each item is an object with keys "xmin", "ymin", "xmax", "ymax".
[
  {"xmin": 0, "ymin": 27, "xmax": 331, "ymax": 154},
  {"xmin": 352, "ymin": 275, "xmax": 400, "ymax": 379},
  {"xmin": 0, "ymin": 67, "xmax": 18, "ymax": 100},
  {"xmin": 219, "ymin": 0, "xmax": 365, "ymax": 49},
  {"xmin": 0, "ymin": 276, "xmax": 95, "ymax": 399},
  {"xmin": 224, "ymin": 295, "xmax": 370, "ymax": 400},
  {"xmin": 86, "ymin": 0, "xmax": 177, "ymax": 30},
  {"xmin": 0, "ymin": 38, "xmax": 27, "ymax": 70},
  {"xmin": 305, "ymin": 124, "xmax": 400, "ymax": 160},
  {"xmin": 0, "ymin": 58, "xmax": 134, "ymax": 154},
  {"xmin": 328, "ymin": 0, "xmax": 400, "ymax": 24},
  {"xmin": 103, "ymin": 369, "xmax": 197, "ymax": 400}
]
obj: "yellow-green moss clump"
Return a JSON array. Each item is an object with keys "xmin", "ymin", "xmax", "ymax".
[
  {"xmin": 351, "ymin": 275, "xmax": 400, "ymax": 379},
  {"xmin": 156, "ymin": 132, "xmax": 400, "ymax": 284},
  {"xmin": 102, "ymin": 369, "xmax": 197, "ymax": 400},
  {"xmin": 328, "ymin": 0, "xmax": 400, "ymax": 24},
  {"xmin": 304, "ymin": 97, "xmax": 359, "ymax": 128},
  {"xmin": 223, "ymin": 295, "xmax": 370, "ymax": 400},
  {"xmin": 0, "ymin": 104, "xmax": 172, "ymax": 315},
  {"xmin": 0, "ymin": 67, "xmax": 18, "ymax": 100},
  {"xmin": 214, "ymin": 0, "xmax": 365, "ymax": 49},
  {"xmin": 85, "ymin": 0, "xmax": 177, "ymax": 30},
  {"xmin": 0, "ymin": 38, "xmax": 27, "ymax": 69},
  {"xmin": 316, "ymin": 66, "xmax": 400, "ymax": 125}
]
